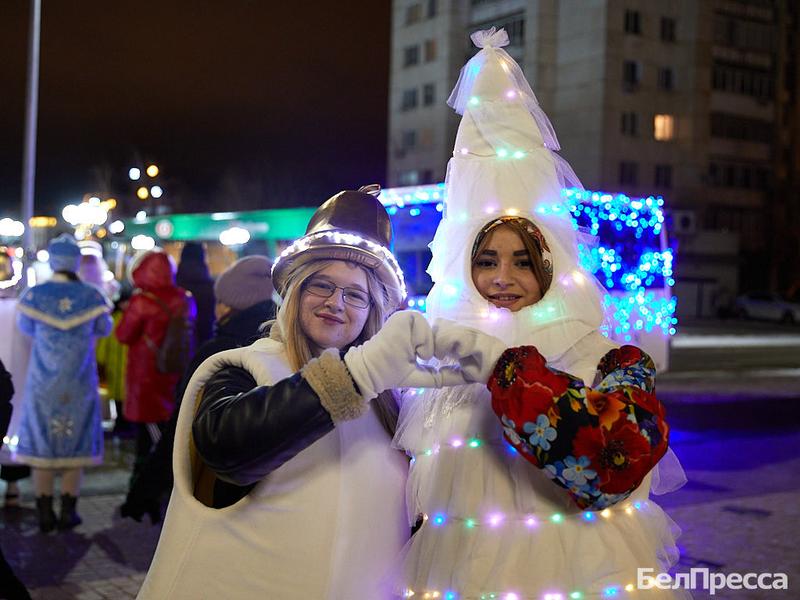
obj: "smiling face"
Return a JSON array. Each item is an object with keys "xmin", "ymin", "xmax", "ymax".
[
  {"xmin": 471, "ymin": 224, "xmax": 543, "ymax": 312},
  {"xmin": 298, "ymin": 260, "xmax": 371, "ymax": 353}
]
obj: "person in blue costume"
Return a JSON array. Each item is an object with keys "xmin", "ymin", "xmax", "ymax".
[{"xmin": 15, "ymin": 234, "xmax": 113, "ymax": 532}]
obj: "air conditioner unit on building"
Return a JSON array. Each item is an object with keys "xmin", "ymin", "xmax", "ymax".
[{"xmin": 671, "ymin": 210, "xmax": 697, "ymax": 235}]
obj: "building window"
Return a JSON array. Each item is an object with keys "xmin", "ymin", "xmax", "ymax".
[
  {"xmin": 403, "ymin": 45, "xmax": 420, "ymax": 67},
  {"xmin": 658, "ymin": 67, "xmax": 674, "ymax": 91},
  {"xmin": 427, "ymin": 0, "xmax": 437, "ymax": 18},
  {"xmin": 660, "ymin": 17, "xmax": 676, "ymax": 42},
  {"xmin": 401, "ymin": 130, "xmax": 417, "ymax": 151},
  {"xmin": 621, "ymin": 112, "xmax": 638, "ymax": 136},
  {"xmin": 401, "ymin": 88, "xmax": 418, "ymax": 111},
  {"xmin": 712, "ymin": 62, "xmax": 774, "ymax": 101},
  {"xmin": 624, "ymin": 10, "xmax": 641, "ymax": 34},
  {"xmin": 654, "ymin": 114, "xmax": 675, "ymax": 141},
  {"xmin": 424, "ymin": 39, "xmax": 437, "ymax": 62},
  {"xmin": 423, "ymin": 83, "xmax": 435, "ymax": 106},
  {"xmin": 619, "ymin": 162, "xmax": 639, "ymax": 185},
  {"xmin": 654, "ymin": 164, "xmax": 673, "ymax": 188},
  {"xmin": 405, "ymin": 3, "xmax": 422, "ymax": 25},
  {"xmin": 710, "ymin": 112, "xmax": 772, "ymax": 143},
  {"xmin": 623, "ymin": 60, "xmax": 641, "ymax": 91},
  {"xmin": 708, "ymin": 161, "xmax": 771, "ymax": 190},
  {"xmin": 713, "ymin": 15, "xmax": 774, "ymax": 53}
]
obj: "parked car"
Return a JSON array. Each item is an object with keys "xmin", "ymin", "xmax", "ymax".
[{"xmin": 734, "ymin": 291, "xmax": 800, "ymax": 324}]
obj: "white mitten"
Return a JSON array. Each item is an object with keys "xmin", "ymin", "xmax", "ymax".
[
  {"xmin": 344, "ymin": 311, "xmax": 467, "ymax": 400},
  {"xmin": 432, "ymin": 319, "xmax": 508, "ymax": 384}
]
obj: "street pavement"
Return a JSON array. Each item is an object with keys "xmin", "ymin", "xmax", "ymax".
[
  {"xmin": 1, "ymin": 437, "xmax": 159, "ymax": 599},
  {"xmin": 1, "ymin": 317, "xmax": 798, "ymax": 599}
]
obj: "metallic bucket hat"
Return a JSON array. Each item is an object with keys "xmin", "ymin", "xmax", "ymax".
[{"xmin": 271, "ymin": 187, "xmax": 406, "ymax": 307}]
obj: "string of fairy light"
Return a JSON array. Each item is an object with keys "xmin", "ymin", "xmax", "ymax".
[
  {"xmin": 379, "ymin": 184, "xmax": 678, "ymax": 339},
  {"xmin": 403, "ymin": 583, "xmax": 641, "ymax": 599},
  {"xmin": 272, "ymin": 229, "xmax": 408, "ymax": 299},
  {"xmin": 400, "ymin": 432, "xmax": 652, "ymax": 599},
  {"xmin": 393, "ymin": 47, "xmax": 664, "ymax": 600}
]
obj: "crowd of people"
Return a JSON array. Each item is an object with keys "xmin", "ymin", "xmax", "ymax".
[{"xmin": 1, "ymin": 27, "xmax": 685, "ymax": 600}]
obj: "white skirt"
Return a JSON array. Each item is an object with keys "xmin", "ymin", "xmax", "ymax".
[{"xmin": 392, "ymin": 383, "xmax": 688, "ymax": 600}]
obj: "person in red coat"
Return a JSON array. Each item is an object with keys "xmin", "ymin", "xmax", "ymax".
[{"xmin": 116, "ymin": 250, "xmax": 196, "ymax": 477}]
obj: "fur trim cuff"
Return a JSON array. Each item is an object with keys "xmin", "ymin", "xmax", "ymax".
[{"xmin": 302, "ymin": 348, "xmax": 368, "ymax": 423}]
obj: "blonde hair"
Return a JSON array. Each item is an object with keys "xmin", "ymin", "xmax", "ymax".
[{"xmin": 266, "ymin": 258, "xmax": 399, "ymax": 433}]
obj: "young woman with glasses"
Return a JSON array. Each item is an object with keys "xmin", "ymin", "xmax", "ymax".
[{"xmin": 137, "ymin": 188, "xmax": 466, "ymax": 599}]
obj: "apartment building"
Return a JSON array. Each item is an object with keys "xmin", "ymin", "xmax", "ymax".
[{"xmin": 388, "ymin": 0, "xmax": 800, "ymax": 317}]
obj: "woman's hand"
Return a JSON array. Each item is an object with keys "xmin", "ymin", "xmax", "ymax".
[
  {"xmin": 344, "ymin": 310, "xmax": 467, "ymax": 400},
  {"xmin": 432, "ymin": 319, "xmax": 507, "ymax": 384}
]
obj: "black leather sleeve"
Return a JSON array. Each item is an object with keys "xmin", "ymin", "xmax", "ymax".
[{"xmin": 192, "ymin": 366, "xmax": 335, "ymax": 486}]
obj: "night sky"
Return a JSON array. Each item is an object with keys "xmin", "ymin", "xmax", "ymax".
[{"xmin": 0, "ymin": 1, "xmax": 392, "ymax": 217}]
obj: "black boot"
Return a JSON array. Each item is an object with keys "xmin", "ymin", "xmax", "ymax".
[
  {"xmin": 58, "ymin": 493, "xmax": 82, "ymax": 530},
  {"xmin": 35, "ymin": 495, "xmax": 56, "ymax": 533}
]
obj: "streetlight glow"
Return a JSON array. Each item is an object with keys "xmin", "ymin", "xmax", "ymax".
[
  {"xmin": 109, "ymin": 220, "xmax": 125, "ymax": 234},
  {"xmin": 131, "ymin": 235, "xmax": 156, "ymax": 251},
  {"xmin": 129, "ymin": 167, "xmax": 141, "ymax": 181},
  {"xmin": 219, "ymin": 226, "xmax": 251, "ymax": 246},
  {"xmin": 137, "ymin": 186, "xmax": 149, "ymax": 200},
  {"xmin": 150, "ymin": 185, "xmax": 163, "ymax": 199},
  {"xmin": 62, "ymin": 202, "xmax": 108, "ymax": 226},
  {"xmin": 0, "ymin": 218, "xmax": 25, "ymax": 237},
  {"xmin": 146, "ymin": 164, "xmax": 159, "ymax": 177}
]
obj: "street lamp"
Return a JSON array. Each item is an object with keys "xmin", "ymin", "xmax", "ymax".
[{"xmin": 0, "ymin": 219, "xmax": 25, "ymax": 238}]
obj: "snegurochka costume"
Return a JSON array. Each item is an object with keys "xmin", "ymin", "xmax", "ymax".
[
  {"xmin": 392, "ymin": 29, "xmax": 687, "ymax": 599},
  {"xmin": 138, "ymin": 191, "xmax": 414, "ymax": 599},
  {"xmin": 15, "ymin": 234, "xmax": 113, "ymax": 468}
]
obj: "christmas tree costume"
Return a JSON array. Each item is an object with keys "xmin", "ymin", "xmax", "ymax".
[{"xmin": 392, "ymin": 28, "xmax": 687, "ymax": 599}]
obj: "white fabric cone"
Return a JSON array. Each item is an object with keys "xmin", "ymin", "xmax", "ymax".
[
  {"xmin": 426, "ymin": 27, "xmax": 607, "ymax": 364},
  {"xmin": 391, "ymin": 27, "xmax": 686, "ymax": 599}
]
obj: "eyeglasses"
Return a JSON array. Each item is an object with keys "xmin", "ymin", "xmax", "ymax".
[{"xmin": 303, "ymin": 279, "xmax": 371, "ymax": 309}]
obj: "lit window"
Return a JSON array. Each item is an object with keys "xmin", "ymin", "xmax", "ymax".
[
  {"xmin": 654, "ymin": 114, "xmax": 675, "ymax": 141},
  {"xmin": 424, "ymin": 39, "xmax": 437, "ymax": 62}
]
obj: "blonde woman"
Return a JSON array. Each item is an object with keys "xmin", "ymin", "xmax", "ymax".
[{"xmin": 137, "ymin": 189, "xmax": 465, "ymax": 599}]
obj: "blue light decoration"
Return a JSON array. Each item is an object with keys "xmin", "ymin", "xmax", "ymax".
[{"xmin": 379, "ymin": 184, "xmax": 678, "ymax": 343}]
